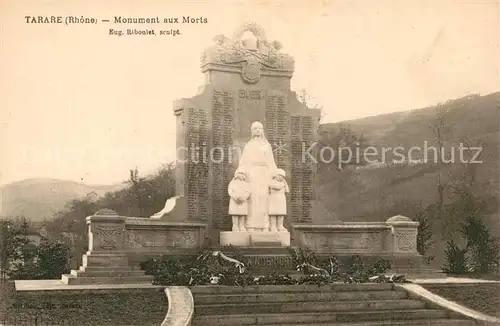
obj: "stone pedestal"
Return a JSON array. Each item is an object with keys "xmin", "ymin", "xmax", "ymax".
[
  {"xmin": 61, "ymin": 209, "xmax": 153, "ymax": 285},
  {"xmin": 385, "ymin": 215, "xmax": 419, "ymax": 254},
  {"xmin": 220, "ymin": 231, "xmax": 290, "ymax": 247}
]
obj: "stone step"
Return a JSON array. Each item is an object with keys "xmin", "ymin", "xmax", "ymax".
[
  {"xmin": 195, "ymin": 299, "xmax": 426, "ymax": 315},
  {"xmin": 389, "ymin": 268, "xmax": 446, "ymax": 279},
  {"xmin": 78, "ymin": 265, "xmax": 143, "ymax": 272},
  {"xmin": 192, "ymin": 309, "xmax": 449, "ymax": 325},
  {"xmin": 335, "ymin": 309, "xmax": 449, "ymax": 322},
  {"xmin": 252, "ymin": 320, "xmax": 474, "ymax": 326},
  {"xmin": 61, "ymin": 274, "xmax": 153, "ymax": 285},
  {"xmin": 190, "ymin": 283, "xmax": 394, "ymax": 295},
  {"xmin": 70, "ymin": 269, "xmax": 146, "ymax": 277},
  {"xmin": 193, "ymin": 290, "xmax": 408, "ymax": 304}
]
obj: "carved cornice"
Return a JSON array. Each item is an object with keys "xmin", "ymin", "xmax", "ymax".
[{"xmin": 200, "ymin": 23, "xmax": 295, "ymax": 83}]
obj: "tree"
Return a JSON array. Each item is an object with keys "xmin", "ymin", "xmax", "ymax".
[
  {"xmin": 412, "ymin": 204, "xmax": 434, "ymax": 263},
  {"xmin": 455, "ymin": 190, "xmax": 500, "ymax": 274},
  {"xmin": 0, "ymin": 217, "xmax": 35, "ymax": 278},
  {"xmin": 124, "ymin": 164, "xmax": 176, "ymax": 217},
  {"xmin": 318, "ymin": 124, "xmax": 371, "ymax": 171},
  {"xmin": 298, "ymin": 88, "xmax": 325, "ymax": 122},
  {"xmin": 428, "ymin": 105, "xmax": 457, "ymax": 241},
  {"xmin": 429, "ymin": 106, "xmax": 446, "ymax": 213}
]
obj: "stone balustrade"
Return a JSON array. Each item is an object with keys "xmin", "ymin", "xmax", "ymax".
[
  {"xmin": 86, "ymin": 209, "xmax": 207, "ymax": 255},
  {"xmin": 292, "ymin": 215, "xmax": 419, "ymax": 256},
  {"xmin": 62, "ymin": 209, "xmax": 207, "ymax": 285}
]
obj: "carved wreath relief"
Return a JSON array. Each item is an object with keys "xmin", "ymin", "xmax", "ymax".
[
  {"xmin": 93, "ymin": 224, "xmax": 124, "ymax": 250},
  {"xmin": 395, "ymin": 230, "xmax": 415, "ymax": 251}
]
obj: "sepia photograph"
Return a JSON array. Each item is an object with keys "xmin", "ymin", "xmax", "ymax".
[{"xmin": 0, "ymin": 0, "xmax": 499, "ymax": 325}]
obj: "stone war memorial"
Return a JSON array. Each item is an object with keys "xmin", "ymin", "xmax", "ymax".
[{"xmin": 14, "ymin": 23, "xmax": 426, "ymax": 287}]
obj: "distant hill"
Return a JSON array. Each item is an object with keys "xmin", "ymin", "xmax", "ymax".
[{"xmin": 0, "ymin": 178, "xmax": 126, "ymax": 221}]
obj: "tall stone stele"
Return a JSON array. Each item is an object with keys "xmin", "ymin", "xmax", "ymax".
[{"xmin": 164, "ymin": 23, "xmax": 320, "ymax": 245}]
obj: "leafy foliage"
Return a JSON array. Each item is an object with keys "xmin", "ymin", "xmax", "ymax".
[
  {"xmin": 43, "ymin": 164, "xmax": 176, "ymax": 268},
  {"xmin": 460, "ymin": 214, "xmax": 500, "ymax": 274},
  {"xmin": 344, "ymin": 255, "xmax": 368, "ymax": 283},
  {"xmin": 366, "ymin": 259, "xmax": 392, "ymax": 276},
  {"xmin": 442, "ymin": 240, "xmax": 469, "ymax": 275},
  {"xmin": 290, "ymin": 247, "xmax": 319, "ymax": 266},
  {"xmin": 36, "ymin": 241, "xmax": 72, "ymax": 279},
  {"xmin": 440, "ymin": 190, "xmax": 500, "ymax": 275},
  {"xmin": 7, "ymin": 240, "xmax": 71, "ymax": 280},
  {"xmin": 255, "ymin": 273, "xmax": 296, "ymax": 285},
  {"xmin": 142, "ymin": 249, "xmax": 404, "ymax": 287},
  {"xmin": 297, "ymin": 273, "xmax": 331, "ymax": 286},
  {"xmin": 320, "ymin": 256, "xmax": 342, "ymax": 281},
  {"xmin": 412, "ymin": 205, "xmax": 435, "ymax": 264},
  {"xmin": 0, "ymin": 218, "xmax": 34, "ymax": 278}
]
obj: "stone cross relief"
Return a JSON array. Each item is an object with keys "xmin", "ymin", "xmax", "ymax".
[{"xmin": 228, "ymin": 121, "xmax": 289, "ymax": 233}]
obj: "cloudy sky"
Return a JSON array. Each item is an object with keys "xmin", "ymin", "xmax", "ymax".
[{"xmin": 0, "ymin": 0, "xmax": 498, "ymax": 186}]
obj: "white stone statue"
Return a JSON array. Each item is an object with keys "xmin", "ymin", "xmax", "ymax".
[
  {"xmin": 237, "ymin": 121, "xmax": 278, "ymax": 232},
  {"xmin": 268, "ymin": 168, "xmax": 289, "ymax": 232},
  {"xmin": 228, "ymin": 169, "xmax": 251, "ymax": 232}
]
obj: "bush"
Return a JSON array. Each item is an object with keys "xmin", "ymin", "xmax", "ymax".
[
  {"xmin": 255, "ymin": 273, "xmax": 295, "ymax": 285},
  {"xmin": 290, "ymin": 247, "xmax": 319, "ymax": 266},
  {"xmin": 366, "ymin": 259, "xmax": 391, "ymax": 276},
  {"xmin": 7, "ymin": 240, "xmax": 71, "ymax": 280},
  {"xmin": 413, "ymin": 207, "xmax": 435, "ymax": 264},
  {"xmin": 36, "ymin": 241, "xmax": 71, "ymax": 279},
  {"xmin": 141, "ymin": 250, "xmax": 404, "ymax": 287},
  {"xmin": 344, "ymin": 255, "xmax": 368, "ymax": 283},
  {"xmin": 461, "ymin": 215, "xmax": 500, "ymax": 274},
  {"xmin": 442, "ymin": 240, "xmax": 469, "ymax": 275},
  {"xmin": 320, "ymin": 256, "xmax": 342, "ymax": 280}
]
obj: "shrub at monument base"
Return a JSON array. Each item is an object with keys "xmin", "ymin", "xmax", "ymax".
[{"xmin": 141, "ymin": 248, "xmax": 411, "ymax": 286}]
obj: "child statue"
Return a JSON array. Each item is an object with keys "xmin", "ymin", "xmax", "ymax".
[
  {"xmin": 228, "ymin": 169, "xmax": 251, "ymax": 232},
  {"xmin": 268, "ymin": 168, "xmax": 289, "ymax": 232}
]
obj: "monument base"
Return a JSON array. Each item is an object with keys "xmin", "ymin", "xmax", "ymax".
[{"xmin": 220, "ymin": 231, "xmax": 290, "ymax": 247}]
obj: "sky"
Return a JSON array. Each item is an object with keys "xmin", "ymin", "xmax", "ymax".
[{"xmin": 0, "ymin": 0, "xmax": 499, "ymax": 186}]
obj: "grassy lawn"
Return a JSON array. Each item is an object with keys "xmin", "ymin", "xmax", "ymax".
[
  {"xmin": 423, "ymin": 283, "xmax": 500, "ymax": 318},
  {"xmin": 0, "ymin": 280, "xmax": 168, "ymax": 325}
]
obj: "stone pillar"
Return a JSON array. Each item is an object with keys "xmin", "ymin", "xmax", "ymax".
[
  {"xmin": 385, "ymin": 215, "xmax": 419, "ymax": 254},
  {"xmin": 87, "ymin": 209, "xmax": 126, "ymax": 252}
]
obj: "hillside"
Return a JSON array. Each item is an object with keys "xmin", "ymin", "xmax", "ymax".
[
  {"xmin": 0, "ymin": 178, "xmax": 125, "ymax": 221},
  {"xmin": 316, "ymin": 92, "xmax": 499, "ymax": 217},
  {"xmin": 314, "ymin": 92, "xmax": 499, "ymax": 263}
]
